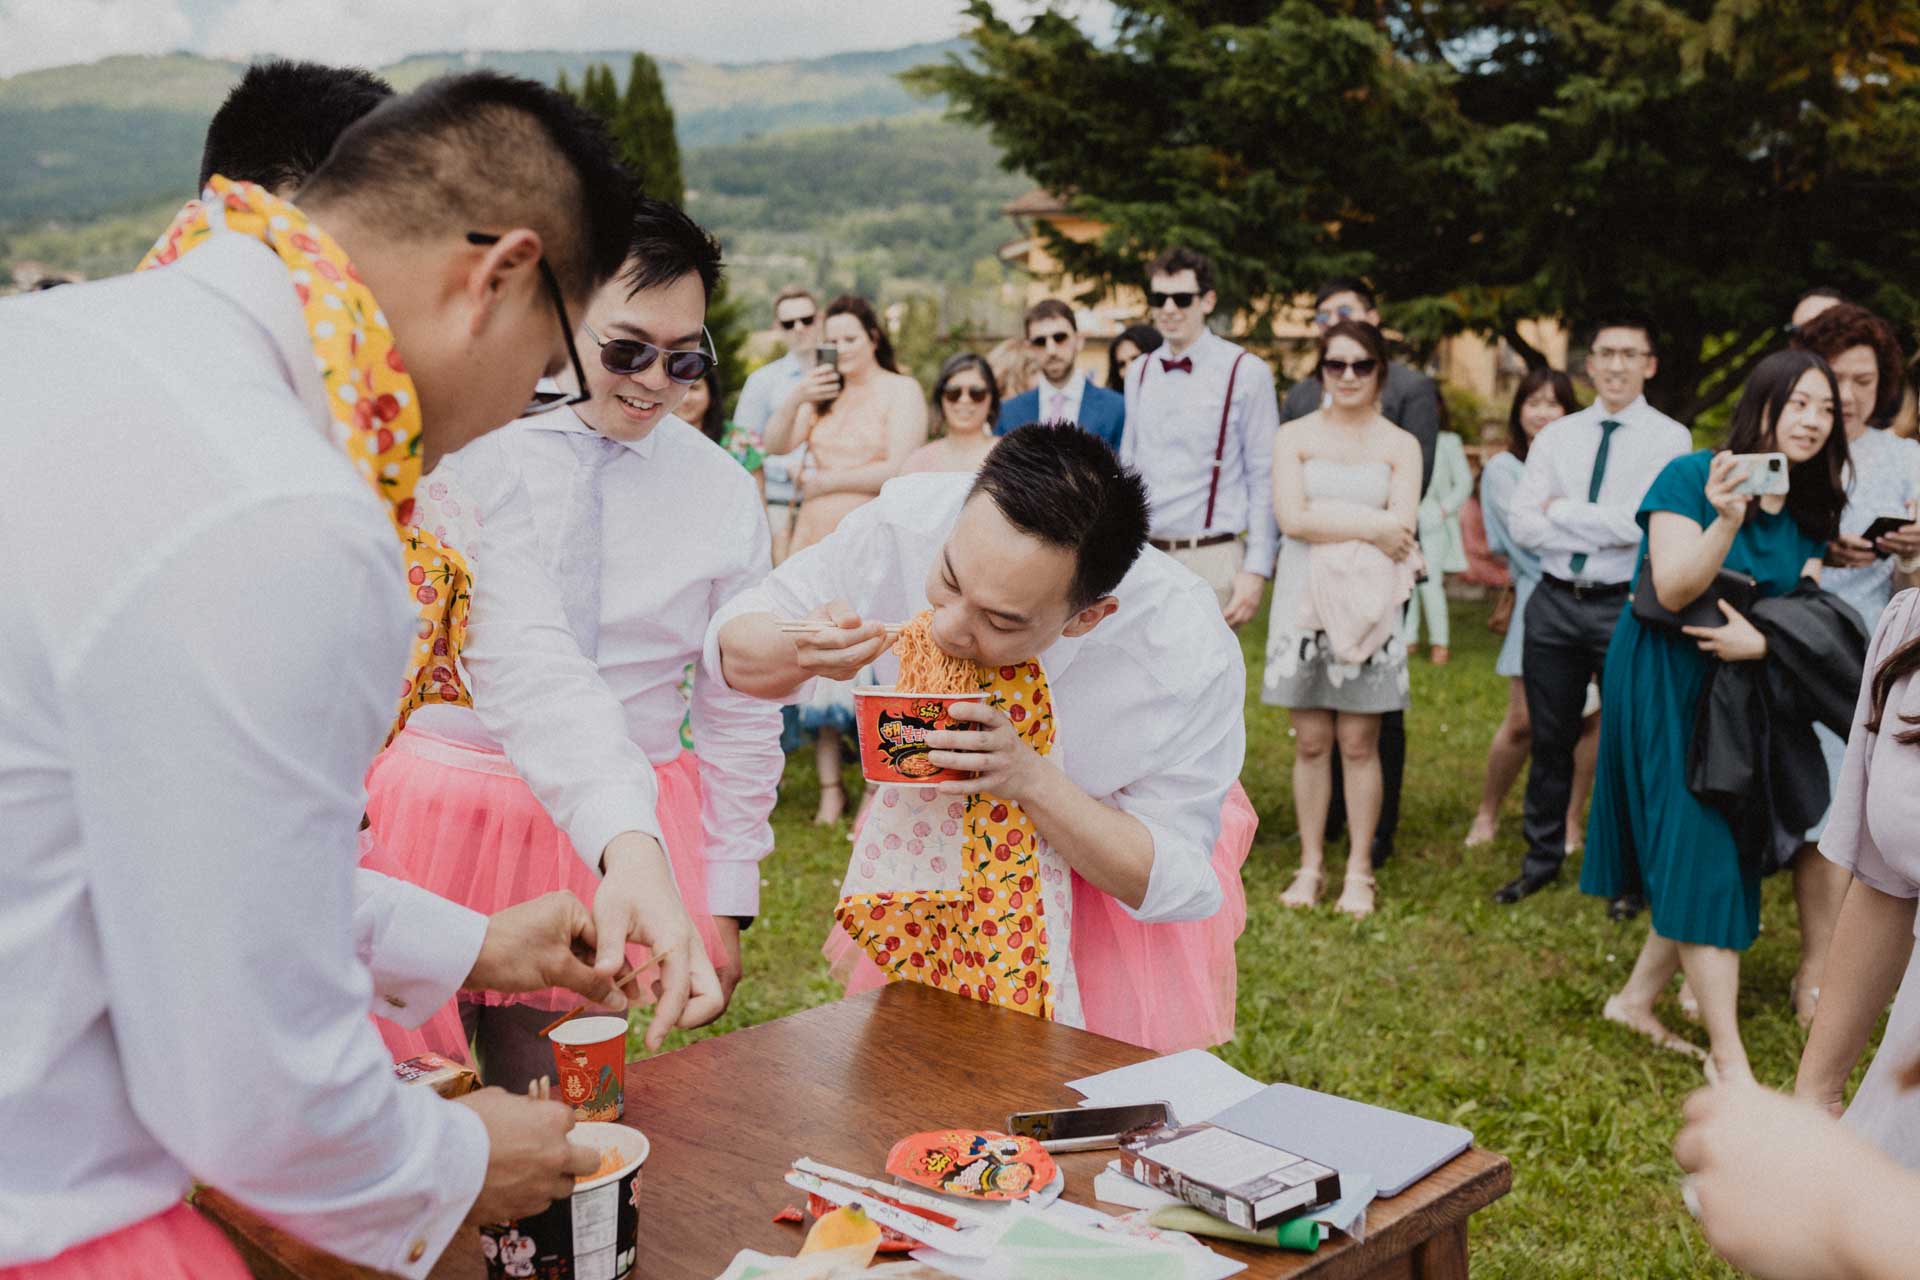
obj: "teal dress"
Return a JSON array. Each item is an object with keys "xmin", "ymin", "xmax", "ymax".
[{"xmin": 1581, "ymin": 451, "xmax": 1824, "ymax": 950}]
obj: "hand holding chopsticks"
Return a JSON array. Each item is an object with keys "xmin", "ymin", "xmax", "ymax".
[{"xmin": 780, "ymin": 601, "xmax": 898, "ymax": 683}]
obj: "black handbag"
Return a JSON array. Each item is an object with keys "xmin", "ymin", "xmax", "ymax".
[{"xmin": 1630, "ymin": 557, "xmax": 1758, "ymax": 631}]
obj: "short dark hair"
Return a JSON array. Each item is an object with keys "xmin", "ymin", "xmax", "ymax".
[
  {"xmin": 1505, "ymin": 367, "xmax": 1579, "ymax": 463},
  {"xmin": 970, "ymin": 422, "xmax": 1151, "ymax": 610},
  {"xmin": 298, "ymin": 71, "xmax": 635, "ymax": 301},
  {"xmin": 823, "ymin": 294, "xmax": 897, "ymax": 373},
  {"xmin": 1146, "ymin": 246, "xmax": 1215, "ymax": 295},
  {"xmin": 932, "ymin": 351, "xmax": 1001, "ymax": 432},
  {"xmin": 1790, "ymin": 302, "xmax": 1908, "ymax": 425},
  {"xmin": 1023, "ymin": 298, "xmax": 1076, "ymax": 337},
  {"xmin": 1722, "ymin": 350, "xmax": 1848, "ymax": 542},
  {"xmin": 620, "ymin": 197, "xmax": 724, "ymax": 301},
  {"xmin": 1314, "ymin": 276, "xmax": 1377, "ymax": 311},
  {"xmin": 1314, "ymin": 318, "xmax": 1389, "ymax": 392},
  {"xmin": 1583, "ymin": 310, "xmax": 1659, "ymax": 357},
  {"xmin": 198, "ymin": 60, "xmax": 394, "ymax": 193},
  {"xmin": 1106, "ymin": 323, "xmax": 1163, "ymax": 389}
]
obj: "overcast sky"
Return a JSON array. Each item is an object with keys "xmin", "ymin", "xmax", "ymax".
[{"xmin": 0, "ymin": 0, "xmax": 1108, "ymax": 77}]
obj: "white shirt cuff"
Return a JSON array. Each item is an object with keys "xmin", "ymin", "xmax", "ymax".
[
  {"xmin": 1125, "ymin": 815, "xmax": 1224, "ymax": 924},
  {"xmin": 385, "ymin": 1094, "xmax": 489, "ymax": 1278},
  {"xmin": 704, "ymin": 859, "xmax": 763, "ymax": 918},
  {"xmin": 568, "ymin": 789, "xmax": 665, "ymax": 877},
  {"xmin": 357, "ymin": 871, "xmax": 488, "ymax": 1029}
]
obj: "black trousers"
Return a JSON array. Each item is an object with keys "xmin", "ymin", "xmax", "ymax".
[
  {"xmin": 1325, "ymin": 710, "xmax": 1405, "ymax": 867},
  {"xmin": 1518, "ymin": 578, "xmax": 1626, "ymax": 881}
]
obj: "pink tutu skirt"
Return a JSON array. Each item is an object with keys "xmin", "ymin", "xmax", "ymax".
[
  {"xmin": 825, "ymin": 782, "xmax": 1256, "ymax": 1053},
  {"xmin": 1, "ymin": 1204, "xmax": 249, "ymax": 1280},
  {"xmin": 361, "ymin": 727, "xmax": 725, "ymax": 1064}
]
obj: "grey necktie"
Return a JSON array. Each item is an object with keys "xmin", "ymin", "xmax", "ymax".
[{"xmin": 557, "ymin": 431, "xmax": 625, "ymax": 661}]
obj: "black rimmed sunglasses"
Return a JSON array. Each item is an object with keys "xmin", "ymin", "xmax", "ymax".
[
  {"xmin": 1148, "ymin": 290, "xmax": 1200, "ymax": 310},
  {"xmin": 777, "ymin": 312, "xmax": 818, "ymax": 330},
  {"xmin": 1322, "ymin": 357, "xmax": 1380, "ymax": 379},
  {"xmin": 466, "ymin": 232, "xmax": 589, "ymax": 417},
  {"xmin": 582, "ymin": 322, "xmax": 718, "ymax": 385},
  {"xmin": 942, "ymin": 385, "xmax": 992, "ymax": 404}
]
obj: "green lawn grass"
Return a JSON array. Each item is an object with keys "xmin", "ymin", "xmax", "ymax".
[{"xmin": 645, "ymin": 593, "xmax": 1872, "ymax": 1277}]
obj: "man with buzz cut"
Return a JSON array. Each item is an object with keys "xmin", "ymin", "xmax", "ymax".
[
  {"xmin": 0, "ymin": 72, "xmax": 704, "ymax": 1279},
  {"xmin": 996, "ymin": 298, "xmax": 1126, "ymax": 452},
  {"xmin": 197, "ymin": 59, "xmax": 396, "ymax": 198}
]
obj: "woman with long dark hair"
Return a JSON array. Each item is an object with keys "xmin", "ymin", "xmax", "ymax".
[
  {"xmin": 1584, "ymin": 351, "xmax": 1849, "ymax": 1081},
  {"xmin": 901, "ymin": 352, "xmax": 1001, "ymax": 475},
  {"xmin": 761, "ymin": 293, "xmax": 927, "ymax": 825},
  {"xmin": 1466, "ymin": 368, "xmax": 1600, "ymax": 847},
  {"xmin": 1106, "ymin": 323, "xmax": 1163, "ymax": 390}
]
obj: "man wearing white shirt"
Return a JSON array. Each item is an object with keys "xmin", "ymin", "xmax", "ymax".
[
  {"xmin": 995, "ymin": 299, "xmax": 1126, "ymax": 451},
  {"xmin": 388, "ymin": 201, "xmax": 780, "ymax": 1088},
  {"xmin": 1495, "ymin": 315, "xmax": 1691, "ymax": 906},
  {"xmin": 1122, "ymin": 246, "xmax": 1280, "ymax": 629},
  {"xmin": 710, "ymin": 425, "xmax": 1255, "ymax": 1051},
  {"xmin": 0, "ymin": 74, "xmax": 670, "ymax": 1278},
  {"xmin": 736, "ymin": 285, "xmax": 821, "ymax": 562}
]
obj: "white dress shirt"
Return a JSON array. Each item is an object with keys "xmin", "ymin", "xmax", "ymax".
[
  {"xmin": 0, "ymin": 234, "xmax": 487, "ymax": 1273},
  {"xmin": 1039, "ymin": 371, "xmax": 1088, "ymax": 425},
  {"xmin": 1120, "ymin": 329, "xmax": 1281, "ymax": 576},
  {"xmin": 1508, "ymin": 394, "xmax": 1691, "ymax": 584},
  {"xmin": 705, "ymin": 473, "xmax": 1244, "ymax": 924},
  {"xmin": 410, "ymin": 410, "xmax": 783, "ymax": 916}
]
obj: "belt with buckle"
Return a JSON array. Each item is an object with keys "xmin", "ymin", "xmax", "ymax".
[
  {"xmin": 1149, "ymin": 532, "xmax": 1239, "ymax": 552},
  {"xmin": 1541, "ymin": 573, "xmax": 1630, "ymax": 600}
]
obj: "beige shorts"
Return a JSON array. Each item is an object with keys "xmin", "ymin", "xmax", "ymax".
[{"xmin": 1162, "ymin": 539, "xmax": 1244, "ymax": 608}]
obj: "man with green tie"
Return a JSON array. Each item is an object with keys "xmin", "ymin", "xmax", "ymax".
[{"xmin": 1495, "ymin": 313, "xmax": 1690, "ymax": 907}]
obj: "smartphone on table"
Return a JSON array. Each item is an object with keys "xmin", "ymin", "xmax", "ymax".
[
  {"xmin": 1727, "ymin": 452, "xmax": 1789, "ymax": 498},
  {"xmin": 1005, "ymin": 1100, "xmax": 1172, "ymax": 1152}
]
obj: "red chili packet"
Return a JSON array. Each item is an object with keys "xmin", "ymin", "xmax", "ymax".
[{"xmin": 884, "ymin": 1130, "xmax": 1057, "ymax": 1201}]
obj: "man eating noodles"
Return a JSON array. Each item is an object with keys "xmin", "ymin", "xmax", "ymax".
[{"xmin": 708, "ymin": 424, "xmax": 1256, "ymax": 1052}]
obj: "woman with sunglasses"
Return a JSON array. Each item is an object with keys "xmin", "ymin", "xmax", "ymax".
[
  {"xmin": 1263, "ymin": 320, "xmax": 1423, "ymax": 919},
  {"xmin": 358, "ymin": 202, "xmax": 781, "ymax": 1088},
  {"xmin": 902, "ymin": 352, "xmax": 1002, "ymax": 476},
  {"xmin": 762, "ymin": 294, "xmax": 928, "ymax": 824}
]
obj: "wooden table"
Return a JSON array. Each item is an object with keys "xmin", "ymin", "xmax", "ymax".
[{"xmin": 201, "ymin": 984, "xmax": 1510, "ymax": 1279}]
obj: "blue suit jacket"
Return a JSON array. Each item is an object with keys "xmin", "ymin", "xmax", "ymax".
[{"xmin": 995, "ymin": 382, "xmax": 1126, "ymax": 452}]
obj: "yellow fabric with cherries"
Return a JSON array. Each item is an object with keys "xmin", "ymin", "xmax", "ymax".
[
  {"xmin": 838, "ymin": 659, "xmax": 1058, "ymax": 1018},
  {"xmin": 140, "ymin": 178, "xmax": 471, "ymax": 738}
]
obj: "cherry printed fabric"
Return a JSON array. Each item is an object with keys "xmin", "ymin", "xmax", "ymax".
[
  {"xmin": 837, "ymin": 659, "xmax": 1059, "ymax": 1019},
  {"xmin": 140, "ymin": 178, "xmax": 472, "ymax": 738}
]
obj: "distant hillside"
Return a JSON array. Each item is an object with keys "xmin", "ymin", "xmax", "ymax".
[{"xmin": 0, "ymin": 40, "xmax": 966, "ymax": 227}]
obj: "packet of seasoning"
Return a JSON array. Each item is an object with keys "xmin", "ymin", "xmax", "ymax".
[{"xmin": 393, "ymin": 1052, "xmax": 478, "ymax": 1099}]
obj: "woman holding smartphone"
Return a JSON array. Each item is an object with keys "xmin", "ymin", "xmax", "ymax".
[
  {"xmin": 1583, "ymin": 351, "xmax": 1848, "ymax": 1081},
  {"xmin": 761, "ymin": 294, "xmax": 926, "ymax": 824}
]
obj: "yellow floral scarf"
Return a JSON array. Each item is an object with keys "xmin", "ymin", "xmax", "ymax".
[
  {"xmin": 838, "ymin": 660, "xmax": 1059, "ymax": 1019},
  {"xmin": 141, "ymin": 178, "xmax": 471, "ymax": 737}
]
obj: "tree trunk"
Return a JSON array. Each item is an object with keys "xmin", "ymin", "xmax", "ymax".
[
  {"xmin": 1647, "ymin": 323, "xmax": 1706, "ymax": 426},
  {"xmin": 1501, "ymin": 323, "xmax": 1548, "ymax": 373}
]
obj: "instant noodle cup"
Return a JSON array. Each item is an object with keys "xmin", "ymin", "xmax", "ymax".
[
  {"xmin": 479, "ymin": 1122, "xmax": 649, "ymax": 1280},
  {"xmin": 853, "ymin": 686, "xmax": 975, "ymax": 786},
  {"xmin": 549, "ymin": 1015, "xmax": 627, "ymax": 1121}
]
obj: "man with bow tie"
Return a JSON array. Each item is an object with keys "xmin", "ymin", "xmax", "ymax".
[{"xmin": 1120, "ymin": 246, "xmax": 1280, "ymax": 628}]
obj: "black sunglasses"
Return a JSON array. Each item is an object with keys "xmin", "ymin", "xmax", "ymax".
[
  {"xmin": 1148, "ymin": 290, "xmax": 1200, "ymax": 310},
  {"xmin": 1027, "ymin": 331, "xmax": 1074, "ymax": 349},
  {"xmin": 582, "ymin": 322, "xmax": 718, "ymax": 385},
  {"xmin": 778, "ymin": 313, "xmax": 818, "ymax": 330},
  {"xmin": 942, "ymin": 385, "xmax": 992, "ymax": 404},
  {"xmin": 465, "ymin": 232, "xmax": 588, "ymax": 417},
  {"xmin": 1322, "ymin": 357, "xmax": 1380, "ymax": 379}
]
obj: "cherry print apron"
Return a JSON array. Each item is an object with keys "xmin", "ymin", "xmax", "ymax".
[{"xmin": 834, "ymin": 657, "xmax": 1084, "ymax": 1023}]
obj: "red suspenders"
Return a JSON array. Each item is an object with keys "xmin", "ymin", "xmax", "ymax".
[{"xmin": 1140, "ymin": 347, "xmax": 1248, "ymax": 532}]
